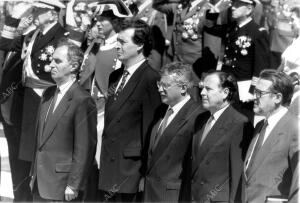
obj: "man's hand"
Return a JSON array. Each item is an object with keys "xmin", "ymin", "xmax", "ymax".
[
  {"xmin": 65, "ymin": 185, "xmax": 78, "ymax": 201},
  {"xmin": 214, "ymin": 0, "xmax": 232, "ymax": 13}
]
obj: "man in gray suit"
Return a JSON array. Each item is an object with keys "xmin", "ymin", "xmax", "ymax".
[
  {"xmin": 142, "ymin": 62, "xmax": 204, "ymax": 202},
  {"xmin": 244, "ymin": 69, "xmax": 299, "ymax": 202}
]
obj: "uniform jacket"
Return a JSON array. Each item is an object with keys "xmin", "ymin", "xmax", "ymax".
[
  {"xmin": 98, "ymin": 61, "xmax": 161, "ymax": 194},
  {"xmin": 144, "ymin": 99, "xmax": 203, "ymax": 202},
  {"xmin": 153, "ymin": 0, "xmax": 210, "ymax": 65},
  {"xmin": 79, "ymin": 42, "xmax": 118, "ymax": 95},
  {"xmin": 30, "ymin": 82, "xmax": 97, "ymax": 200},
  {"xmin": 190, "ymin": 105, "xmax": 253, "ymax": 202},
  {"xmin": 244, "ymin": 111, "xmax": 299, "ymax": 203},
  {"xmin": 135, "ymin": 1, "xmax": 167, "ymax": 70},
  {"xmin": 0, "ymin": 17, "xmax": 68, "ymax": 162},
  {"xmin": 205, "ymin": 18, "xmax": 270, "ymax": 82}
]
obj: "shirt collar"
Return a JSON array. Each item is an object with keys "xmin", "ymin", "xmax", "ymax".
[
  {"xmin": 57, "ymin": 78, "xmax": 76, "ymax": 94},
  {"xmin": 100, "ymin": 34, "xmax": 118, "ymax": 51},
  {"xmin": 238, "ymin": 17, "xmax": 252, "ymax": 28},
  {"xmin": 169, "ymin": 96, "xmax": 191, "ymax": 113},
  {"xmin": 105, "ymin": 33, "xmax": 118, "ymax": 45},
  {"xmin": 42, "ymin": 21, "xmax": 58, "ymax": 35},
  {"xmin": 212, "ymin": 104, "xmax": 230, "ymax": 121},
  {"xmin": 125, "ymin": 59, "xmax": 146, "ymax": 76},
  {"xmin": 266, "ymin": 106, "xmax": 288, "ymax": 127}
]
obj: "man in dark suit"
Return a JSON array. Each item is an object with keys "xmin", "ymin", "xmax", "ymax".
[
  {"xmin": 98, "ymin": 19, "xmax": 161, "ymax": 202},
  {"xmin": 244, "ymin": 70, "xmax": 298, "ymax": 203},
  {"xmin": 30, "ymin": 41, "xmax": 97, "ymax": 201},
  {"xmin": 142, "ymin": 62, "xmax": 204, "ymax": 202},
  {"xmin": 190, "ymin": 71, "xmax": 253, "ymax": 202}
]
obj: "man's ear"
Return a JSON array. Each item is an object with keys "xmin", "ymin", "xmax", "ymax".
[
  {"xmin": 181, "ymin": 85, "xmax": 188, "ymax": 96},
  {"xmin": 137, "ymin": 44, "xmax": 144, "ymax": 53},
  {"xmin": 70, "ymin": 62, "xmax": 79, "ymax": 74},
  {"xmin": 274, "ymin": 92, "xmax": 283, "ymax": 105},
  {"xmin": 223, "ymin": 87, "xmax": 230, "ymax": 100}
]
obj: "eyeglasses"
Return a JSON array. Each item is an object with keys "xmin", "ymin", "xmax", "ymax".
[
  {"xmin": 253, "ymin": 89, "xmax": 273, "ymax": 98},
  {"xmin": 156, "ymin": 81, "xmax": 178, "ymax": 90}
]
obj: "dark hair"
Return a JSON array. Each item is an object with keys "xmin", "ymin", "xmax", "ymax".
[
  {"xmin": 93, "ymin": 13, "xmax": 124, "ymax": 33},
  {"xmin": 207, "ymin": 71, "xmax": 238, "ymax": 102},
  {"xmin": 160, "ymin": 61, "xmax": 194, "ymax": 88},
  {"xmin": 259, "ymin": 69, "xmax": 294, "ymax": 106},
  {"xmin": 57, "ymin": 40, "xmax": 84, "ymax": 74},
  {"xmin": 291, "ymin": 6, "xmax": 300, "ymax": 18},
  {"xmin": 119, "ymin": 19, "xmax": 152, "ymax": 57}
]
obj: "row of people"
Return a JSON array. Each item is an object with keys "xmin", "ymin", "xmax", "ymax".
[{"xmin": 0, "ymin": 0, "xmax": 298, "ymax": 202}]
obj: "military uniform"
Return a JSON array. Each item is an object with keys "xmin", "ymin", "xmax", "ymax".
[
  {"xmin": 79, "ymin": 35, "xmax": 120, "ymax": 108},
  {"xmin": 135, "ymin": 1, "xmax": 167, "ymax": 70},
  {"xmin": 153, "ymin": 0, "xmax": 210, "ymax": 65},
  {"xmin": 205, "ymin": 17, "xmax": 270, "ymax": 88},
  {"xmin": 0, "ymin": 16, "xmax": 78, "ymax": 162}
]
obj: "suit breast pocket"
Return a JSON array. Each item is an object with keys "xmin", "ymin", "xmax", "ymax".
[{"xmin": 55, "ymin": 163, "xmax": 72, "ymax": 173}]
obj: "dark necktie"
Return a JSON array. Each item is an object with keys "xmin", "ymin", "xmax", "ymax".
[
  {"xmin": 45, "ymin": 88, "xmax": 59, "ymax": 122},
  {"xmin": 245, "ymin": 119, "xmax": 268, "ymax": 177},
  {"xmin": 114, "ymin": 70, "xmax": 129, "ymax": 100}
]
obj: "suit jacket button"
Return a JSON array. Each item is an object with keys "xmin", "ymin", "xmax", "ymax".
[
  {"xmin": 200, "ymin": 181, "xmax": 204, "ymax": 185},
  {"xmin": 110, "ymin": 157, "xmax": 115, "ymax": 162}
]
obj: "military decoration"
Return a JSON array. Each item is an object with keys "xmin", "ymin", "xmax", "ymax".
[
  {"xmin": 39, "ymin": 45, "xmax": 55, "ymax": 61},
  {"xmin": 235, "ymin": 36, "xmax": 252, "ymax": 56}
]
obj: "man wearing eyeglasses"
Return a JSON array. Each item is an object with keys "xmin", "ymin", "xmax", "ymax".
[
  {"xmin": 190, "ymin": 71, "xmax": 253, "ymax": 202},
  {"xmin": 141, "ymin": 62, "xmax": 204, "ymax": 202},
  {"xmin": 244, "ymin": 69, "xmax": 299, "ymax": 203}
]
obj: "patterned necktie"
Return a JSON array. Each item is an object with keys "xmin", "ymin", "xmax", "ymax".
[
  {"xmin": 114, "ymin": 70, "xmax": 129, "ymax": 100},
  {"xmin": 245, "ymin": 119, "xmax": 268, "ymax": 177},
  {"xmin": 199, "ymin": 115, "xmax": 214, "ymax": 145}
]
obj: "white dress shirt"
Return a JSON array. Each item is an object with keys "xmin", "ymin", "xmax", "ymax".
[
  {"xmin": 115, "ymin": 59, "xmax": 146, "ymax": 92},
  {"xmin": 53, "ymin": 78, "xmax": 76, "ymax": 112},
  {"xmin": 163, "ymin": 95, "xmax": 191, "ymax": 128},
  {"xmin": 262, "ymin": 107, "xmax": 288, "ymax": 145}
]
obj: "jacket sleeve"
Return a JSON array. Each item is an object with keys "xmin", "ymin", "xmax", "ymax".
[
  {"xmin": 67, "ymin": 97, "xmax": 97, "ymax": 190},
  {"xmin": 250, "ymin": 28, "xmax": 270, "ymax": 90},
  {"xmin": 229, "ymin": 119, "xmax": 253, "ymax": 202},
  {"xmin": 288, "ymin": 121, "xmax": 299, "ymax": 202},
  {"xmin": 0, "ymin": 16, "xmax": 23, "ymax": 52}
]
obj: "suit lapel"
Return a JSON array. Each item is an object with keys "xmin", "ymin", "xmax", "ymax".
[
  {"xmin": 39, "ymin": 82, "xmax": 77, "ymax": 149},
  {"xmin": 38, "ymin": 87, "xmax": 56, "ymax": 146},
  {"xmin": 148, "ymin": 100, "xmax": 194, "ymax": 169},
  {"xmin": 105, "ymin": 62, "xmax": 147, "ymax": 127},
  {"xmin": 246, "ymin": 113, "xmax": 290, "ymax": 180},
  {"xmin": 192, "ymin": 106, "xmax": 234, "ymax": 175}
]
